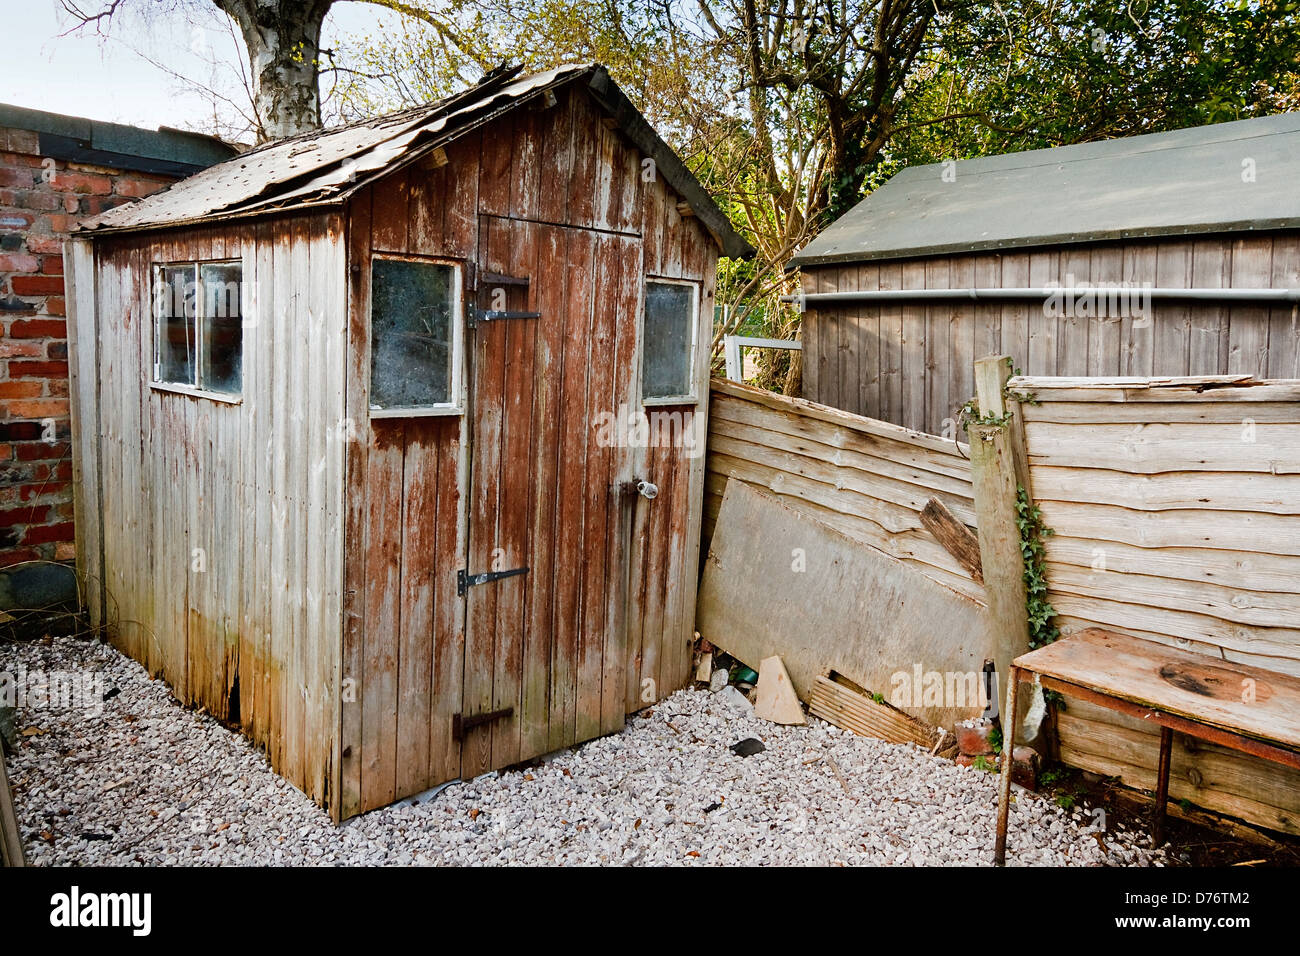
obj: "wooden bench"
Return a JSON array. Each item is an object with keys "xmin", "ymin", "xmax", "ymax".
[{"xmin": 994, "ymin": 628, "xmax": 1300, "ymax": 865}]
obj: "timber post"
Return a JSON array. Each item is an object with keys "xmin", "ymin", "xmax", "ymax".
[{"xmin": 970, "ymin": 354, "xmax": 1031, "ymax": 714}]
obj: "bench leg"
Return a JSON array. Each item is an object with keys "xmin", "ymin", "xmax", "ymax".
[
  {"xmin": 993, "ymin": 665, "xmax": 1021, "ymax": 866},
  {"xmin": 1152, "ymin": 725, "xmax": 1173, "ymax": 848}
]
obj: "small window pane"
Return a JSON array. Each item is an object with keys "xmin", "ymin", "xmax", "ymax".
[
  {"xmin": 643, "ymin": 281, "xmax": 695, "ymax": 400},
  {"xmin": 200, "ymin": 262, "xmax": 243, "ymax": 394},
  {"xmin": 156, "ymin": 264, "xmax": 196, "ymax": 386},
  {"xmin": 370, "ymin": 258, "xmax": 455, "ymax": 409}
]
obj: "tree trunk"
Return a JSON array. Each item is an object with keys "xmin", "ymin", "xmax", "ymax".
[{"xmin": 217, "ymin": 0, "xmax": 334, "ymax": 141}]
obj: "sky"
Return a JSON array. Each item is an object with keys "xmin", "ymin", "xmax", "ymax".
[{"xmin": 1, "ymin": 1, "xmax": 405, "ymax": 134}]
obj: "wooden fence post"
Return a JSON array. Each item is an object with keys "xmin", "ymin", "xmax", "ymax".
[{"xmin": 970, "ymin": 355, "xmax": 1031, "ymax": 712}]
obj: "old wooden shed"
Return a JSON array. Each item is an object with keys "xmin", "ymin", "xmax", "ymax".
[
  {"xmin": 791, "ymin": 112, "xmax": 1300, "ymax": 436},
  {"xmin": 65, "ymin": 64, "xmax": 752, "ymax": 820}
]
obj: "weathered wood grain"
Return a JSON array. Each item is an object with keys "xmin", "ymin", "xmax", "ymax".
[{"xmin": 698, "ymin": 480, "xmax": 990, "ymax": 728}]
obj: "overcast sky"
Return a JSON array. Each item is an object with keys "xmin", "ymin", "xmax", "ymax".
[{"xmin": 2, "ymin": 1, "xmax": 402, "ymax": 133}]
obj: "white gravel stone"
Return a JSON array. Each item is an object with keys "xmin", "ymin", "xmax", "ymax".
[{"xmin": 2, "ymin": 635, "xmax": 1167, "ymax": 866}]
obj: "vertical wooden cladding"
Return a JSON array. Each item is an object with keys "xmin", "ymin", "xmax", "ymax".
[
  {"xmin": 75, "ymin": 214, "xmax": 349, "ymax": 809},
  {"xmin": 801, "ymin": 232, "xmax": 1300, "ymax": 435},
  {"xmin": 341, "ymin": 82, "xmax": 718, "ymax": 817},
  {"xmin": 75, "ymin": 79, "xmax": 721, "ymax": 823}
]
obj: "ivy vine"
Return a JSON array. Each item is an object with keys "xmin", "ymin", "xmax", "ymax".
[{"xmin": 1016, "ymin": 485, "xmax": 1060, "ymax": 650}]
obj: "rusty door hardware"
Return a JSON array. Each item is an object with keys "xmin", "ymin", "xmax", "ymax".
[
  {"xmin": 452, "ymin": 707, "xmax": 514, "ymax": 741},
  {"xmin": 457, "ymin": 566, "xmax": 530, "ymax": 595}
]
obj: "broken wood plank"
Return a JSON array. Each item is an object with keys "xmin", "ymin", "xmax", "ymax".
[
  {"xmin": 754, "ymin": 656, "xmax": 805, "ymax": 725},
  {"xmin": 697, "ymin": 480, "xmax": 990, "ymax": 728},
  {"xmin": 920, "ymin": 497, "xmax": 983, "ymax": 584},
  {"xmin": 808, "ymin": 675, "xmax": 943, "ymax": 748}
]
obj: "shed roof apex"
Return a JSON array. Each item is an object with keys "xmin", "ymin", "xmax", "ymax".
[{"xmin": 78, "ymin": 64, "xmax": 754, "ymax": 259}]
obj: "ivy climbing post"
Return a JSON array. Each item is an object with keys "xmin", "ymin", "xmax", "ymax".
[{"xmin": 969, "ymin": 355, "xmax": 1031, "ymax": 711}]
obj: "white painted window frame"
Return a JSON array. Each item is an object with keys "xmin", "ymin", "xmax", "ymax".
[
  {"xmin": 150, "ymin": 258, "xmax": 245, "ymax": 402},
  {"xmin": 642, "ymin": 276, "xmax": 701, "ymax": 406},
  {"xmin": 722, "ymin": 334, "xmax": 802, "ymax": 383}
]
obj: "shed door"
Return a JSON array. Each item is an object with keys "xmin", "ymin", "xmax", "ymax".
[{"xmin": 459, "ymin": 216, "xmax": 641, "ymax": 777}]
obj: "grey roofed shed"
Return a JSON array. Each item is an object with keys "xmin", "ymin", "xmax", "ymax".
[
  {"xmin": 789, "ymin": 111, "xmax": 1300, "ymax": 438},
  {"xmin": 790, "ymin": 111, "xmax": 1300, "ymax": 268}
]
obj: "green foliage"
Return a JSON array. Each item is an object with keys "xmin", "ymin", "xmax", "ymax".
[
  {"xmin": 891, "ymin": 0, "xmax": 1300, "ymax": 169},
  {"xmin": 989, "ymin": 726, "xmax": 1003, "ymax": 756},
  {"xmin": 318, "ymin": 0, "xmax": 1300, "ymax": 378},
  {"xmin": 1017, "ymin": 486, "xmax": 1061, "ymax": 650},
  {"xmin": 973, "ymin": 754, "xmax": 996, "ymax": 772}
]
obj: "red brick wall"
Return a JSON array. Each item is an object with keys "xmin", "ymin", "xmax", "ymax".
[{"xmin": 0, "ymin": 126, "xmax": 176, "ymax": 566}]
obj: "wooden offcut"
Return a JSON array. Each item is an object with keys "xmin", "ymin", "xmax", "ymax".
[
  {"xmin": 698, "ymin": 480, "xmax": 990, "ymax": 728},
  {"xmin": 919, "ymin": 497, "xmax": 983, "ymax": 584},
  {"xmin": 754, "ymin": 656, "xmax": 805, "ymax": 725},
  {"xmin": 808, "ymin": 676, "xmax": 942, "ymax": 748}
]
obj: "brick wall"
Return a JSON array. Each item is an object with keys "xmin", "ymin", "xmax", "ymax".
[{"xmin": 0, "ymin": 126, "xmax": 175, "ymax": 567}]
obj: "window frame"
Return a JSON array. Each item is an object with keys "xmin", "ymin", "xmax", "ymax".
[
  {"xmin": 366, "ymin": 253, "xmax": 466, "ymax": 419},
  {"xmin": 149, "ymin": 257, "xmax": 245, "ymax": 403},
  {"xmin": 640, "ymin": 276, "xmax": 701, "ymax": 407}
]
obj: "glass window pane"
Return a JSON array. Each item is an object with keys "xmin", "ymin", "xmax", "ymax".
[
  {"xmin": 643, "ymin": 281, "xmax": 695, "ymax": 400},
  {"xmin": 199, "ymin": 262, "xmax": 243, "ymax": 394},
  {"xmin": 370, "ymin": 258, "xmax": 455, "ymax": 409},
  {"xmin": 156, "ymin": 264, "xmax": 196, "ymax": 386}
]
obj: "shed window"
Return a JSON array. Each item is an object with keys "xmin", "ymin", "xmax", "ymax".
[
  {"xmin": 642, "ymin": 279, "xmax": 698, "ymax": 404},
  {"xmin": 369, "ymin": 257, "xmax": 462, "ymax": 415},
  {"xmin": 152, "ymin": 261, "xmax": 243, "ymax": 396}
]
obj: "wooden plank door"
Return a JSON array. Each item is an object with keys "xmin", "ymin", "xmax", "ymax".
[{"xmin": 460, "ymin": 216, "xmax": 641, "ymax": 778}]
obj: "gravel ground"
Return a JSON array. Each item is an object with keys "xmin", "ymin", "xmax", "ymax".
[{"xmin": 3, "ymin": 635, "xmax": 1165, "ymax": 866}]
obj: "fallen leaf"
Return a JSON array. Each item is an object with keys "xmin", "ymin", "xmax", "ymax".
[
  {"xmin": 686, "ymin": 851, "xmax": 700, "ymax": 857},
  {"xmin": 469, "ymin": 808, "xmax": 481, "ymax": 820}
]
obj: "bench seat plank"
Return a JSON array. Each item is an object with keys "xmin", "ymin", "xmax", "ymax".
[{"xmin": 1014, "ymin": 628, "xmax": 1300, "ymax": 751}]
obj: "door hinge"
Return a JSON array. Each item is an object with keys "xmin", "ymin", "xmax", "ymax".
[
  {"xmin": 452, "ymin": 707, "xmax": 514, "ymax": 741},
  {"xmin": 457, "ymin": 566, "xmax": 530, "ymax": 595},
  {"xmin": 469, "ymin": 308, "xmax": 541, "ymax": 327}
]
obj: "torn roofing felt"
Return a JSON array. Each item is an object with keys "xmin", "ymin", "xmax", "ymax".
[{"xmin": 75, "ymin": 64, "xmax": 754, "ymax": 260}]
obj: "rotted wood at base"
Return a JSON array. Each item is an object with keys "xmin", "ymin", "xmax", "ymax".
[{"xmin": 0, "ymin": 750, "xmax": 24, "ymax": 867}]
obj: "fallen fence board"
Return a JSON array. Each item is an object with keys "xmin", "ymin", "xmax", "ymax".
[
  {"xmin": 808, "ymin": 676, "xmax": 945, "ymax": 748},
  {"xmin": 697, "ymin": 480, "xmax": 990, "ymax": 728}
]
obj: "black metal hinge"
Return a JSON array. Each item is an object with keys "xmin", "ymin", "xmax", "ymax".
[
  {"xmin": 457, "ymin": 566, "xmax": 530, "ymax": 595},
  {"xmin": 469, "ymin": 308, "xmax": 542, "ymax": 327},
  {"xmin": 452, "ymin": 707, "xmax": 514, "ymax": 741}
]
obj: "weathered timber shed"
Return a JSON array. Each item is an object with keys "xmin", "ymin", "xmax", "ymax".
[
  {"xmin": 791, "ymin": 112, "xmax": 1300, "ymax": 435},
  {"xmin": 65, "ymin": 64, "xmax": 752, "ymax": 820}
]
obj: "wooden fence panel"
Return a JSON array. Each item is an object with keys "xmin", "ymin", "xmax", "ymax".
[
  {"xmin": 703, "ymin": 379, "xmax": 985, "ymax": 605},
  {"xmin": 1015, "ymin": 374, "xmax": 1300, "ymax": 835}
]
